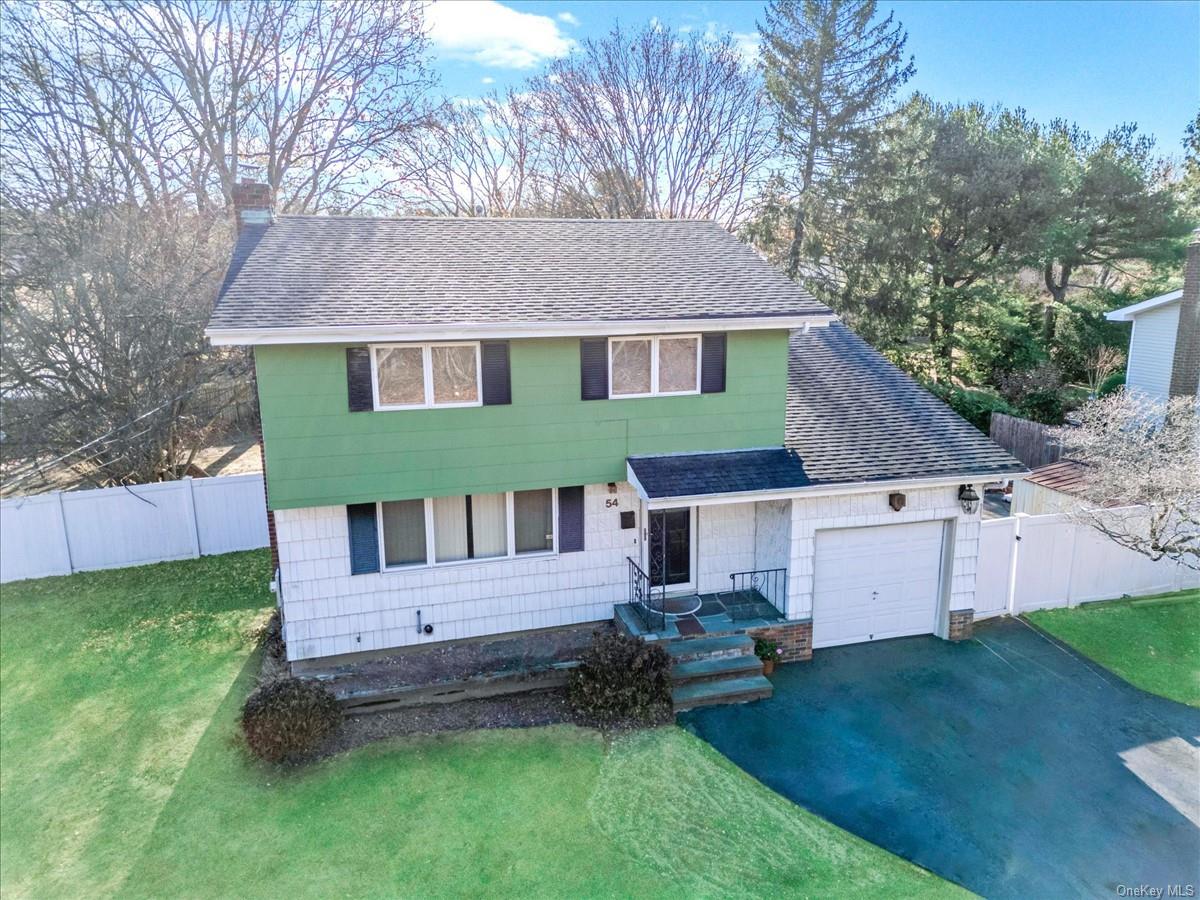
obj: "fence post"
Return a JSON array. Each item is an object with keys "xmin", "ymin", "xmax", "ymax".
[
  {"xmin": 183, "ymin": 477, "xmax": 202, "ymax": 559},
  {"xmin": 1005, "ymin": 514, "xmax": 1023, "ymax": 616},
  {"xmin": 54, "ymin": 490, "xmax": 75, "ymax": 575}
]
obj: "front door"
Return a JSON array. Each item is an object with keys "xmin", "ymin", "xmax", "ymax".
[{"xmin": 648, "ymin": 507, "xmax": 694, "ymax": 591}]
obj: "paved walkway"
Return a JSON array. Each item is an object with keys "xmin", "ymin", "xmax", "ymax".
[{"xmin": 681, "ymin": 618, "xmax": 1200, "ymax": 898}]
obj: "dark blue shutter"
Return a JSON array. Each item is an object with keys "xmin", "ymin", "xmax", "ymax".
[
  {"xmin": 347, "ymin": 503, "xmax": 380, "ymax": 574},
  {"xmin": 580, "ymin": 339, "xmax": 608, "ymax": 400},
  {"xmin": 700, "ymin": 333, "xmax": 727, "ymax": 393},
  {"xmin": 481, "ymin": 341, "xmax": 511, "ymax": 405},
  {"xmin": 558, "ymin": 486, "xmax": 585, "ymax": 552},
  {"xmin": 346, "ymin": 347, "xmax": 373, "ymax": 411}
]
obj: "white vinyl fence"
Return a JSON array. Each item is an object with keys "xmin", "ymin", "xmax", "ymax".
[
  {"xmin": 0, "ymin": 474, "xmax": 269, "ymax": 583},
  {"xmin": 974, "ymin": 511, "xmax": 1199, "ymax": 619}
]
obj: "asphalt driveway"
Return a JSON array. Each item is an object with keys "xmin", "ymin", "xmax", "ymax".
[{"xmin": 680, "ymin": 618, "xmax": 1200, "ymax": 899}]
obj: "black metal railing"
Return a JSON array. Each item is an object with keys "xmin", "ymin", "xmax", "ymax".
[
  {"xmin": 727, "ymin": 568, "xmax": 787, "ymax": 621},
  {"xmin": 627, "ymin": 556, "xmax": 667, "ymax": 633}
]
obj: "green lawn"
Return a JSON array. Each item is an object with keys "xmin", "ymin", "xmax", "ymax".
[
  {"xmin": 1027, "ymin": 589, "xmax": 1200, "ymax": 707},
  {"xmin": 1, "ymin": 551, "xmax": 960, "ymax": 899}
]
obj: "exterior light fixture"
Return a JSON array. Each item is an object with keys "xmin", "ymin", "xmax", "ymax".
[
  {"xmin": 888, "ymin": 492, "xmax": 906, "ymax": 512},
  {"xmin": 958, "ymin": 484, "xmax": 980, "ymax": 515}
]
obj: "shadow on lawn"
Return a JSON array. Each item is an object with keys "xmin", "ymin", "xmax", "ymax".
[{"xmin": 0, "ymin": 552, "xmax": 272, "ymax": 897}]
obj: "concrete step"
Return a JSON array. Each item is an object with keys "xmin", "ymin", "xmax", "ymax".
[
  {"xmin": 673, "ymin": 675, "xmax": 773, "ymax": 711},
  {"xmin": 671, "ymin": 654, "xmax": 763, "ymax": 684},
  {"xmin": 664, "ymin": 633, "xmax": 754, "ymax": 663}
]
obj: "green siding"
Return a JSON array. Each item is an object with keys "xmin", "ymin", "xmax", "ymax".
[{"xmin": 256, "ymin": 331, "xmax": 789, "ymax": 509}]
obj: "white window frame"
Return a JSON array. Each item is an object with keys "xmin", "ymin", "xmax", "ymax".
[
  {"xmin": 370, "ymin": 341, "xmax": 483, "ymax": 411},
  {"xmin": 376, "ymin": 488, "xmax": 559, "ymax": 572},
  {"xmin": 608, "ymin": 334, "xmax": 701, "ymax": 399}
]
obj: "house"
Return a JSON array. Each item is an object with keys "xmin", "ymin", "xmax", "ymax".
[
  {"xmin": 1011, "ymin": 460, "xmax": 1088, "ymax": 515},
  {"xmin": 206, "ymin": 181, "xmax": 1025, "ymax": 674},
  {"xmin": 1105, "ymin": 233, "xmax": 1200, "ymax": 403}
]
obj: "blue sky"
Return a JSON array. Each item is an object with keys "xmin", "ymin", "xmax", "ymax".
[{"xmin": 426, "ymin": 0, "xmax": 1199, "ymax": 154}]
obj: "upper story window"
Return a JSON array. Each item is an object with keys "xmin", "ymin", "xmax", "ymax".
[
  {"xmin": 609, "ymin": 335, "xmax": 700, "ymax": 398},
  {"xmin": 371, "ymin": 342, "xmax": 481, "ymax": 410}
]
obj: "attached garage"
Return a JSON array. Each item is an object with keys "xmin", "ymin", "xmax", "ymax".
[{"xmin": 812, "ymin": 520, "xmax": 947, "ymax": 648}]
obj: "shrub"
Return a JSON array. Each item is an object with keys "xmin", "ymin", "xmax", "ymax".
[
  {"xmin": 568, "ymin": 630, "xmax": 671, "ymax": 727},
  {"xmin": 1099, "ymin": 371, "xmax": 1125, "ymax": 396},
  {"xmin": 241, "ymin": 677, "xmax": 341, "ymax": 763},
  {"xmin": 1016, "ymin": 388, "xmax": 1065, "ymax": 425},
  {"xmin": 924, "ymin": 381, "xmax": 1015, "ymax": 433}
]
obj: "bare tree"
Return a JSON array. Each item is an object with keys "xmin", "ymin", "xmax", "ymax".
[
  {"xmin": 529, "ymin": 24, "xmax": 772, "ymax": 227},
  {"xmin": 1, "ymin": 200, "xmax": 241, "ymax": 487},
  {"xmin": 0, "ymin": 0, "xmax": 440, "ymax": 487},
  {"xmin": 1053, "ymin": 393, "xmax": 1199, "ymax": 569},
  {"xmin": 77, "ymin": 0, "xmax": 440, "ymax": 214},
  {"xmin": 405, "ymin": 92, "xmax": 549, "ymax": 216},
  {"xmin": 1082, "ymin": 345, "xmax": 1125, "ymax": 397}
]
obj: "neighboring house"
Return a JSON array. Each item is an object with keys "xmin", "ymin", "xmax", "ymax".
[
  {"xmin": 1106, "ymin": 232, "xmax": 1200, "ymax": 403},
  {"xmin": 206, "ymin": 181, "xmax": 1025, "ymax": 669},
  {"xmin": 1011, "ymin": 460, "xmax": 1087, "ymax": 515}
]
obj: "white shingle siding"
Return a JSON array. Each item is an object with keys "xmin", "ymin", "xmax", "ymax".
[
  {"xmin": 277, "ymin": 482, "xmax": 642, "ymax": 661},
  {"xmin": 696, "ymin": 503, "xmax": 756, "ymax": 593},
  {"xmin": 277, "ymin": 482, "xmax": 986, "ymax": 661},
  {"xmin": 1125, "ymin": 302, "xmax": 1180, "ymax": 403},
  {"xmin": 784, "ymin": 485, "xmax": 980, "ymax": 624}
]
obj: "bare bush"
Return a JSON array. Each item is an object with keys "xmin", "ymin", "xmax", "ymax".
[{"xmin": 1054, "ymin": 393, "xmax": 1199, "ymax": 569}]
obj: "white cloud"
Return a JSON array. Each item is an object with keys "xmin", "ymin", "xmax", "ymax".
[
  {"xmin": 427, "ymin": 0, "xmax": 574, "ymax": 70},
  {"xmin": 703, "ymin": 21, "xmax": 760, "ymax": 64},
  {"xmin": 481, "ymin": 76, "xmax": 496, "ymax": 85},
  {"xmin": 557, "ymin": 11, "xmax": 580, "ymax": 26}
]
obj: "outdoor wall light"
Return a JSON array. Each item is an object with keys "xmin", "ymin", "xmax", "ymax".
[
  {"xmin": 888, "ymin": 492, "xmax": 906, "ymax": 512},
  {"xmin": 958, "ymin": 484, "xmax": 980, "ymax": 515}
]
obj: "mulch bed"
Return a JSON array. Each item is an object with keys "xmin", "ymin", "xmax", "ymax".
[
  {"xmin": 315, "ymin": 688, "xmax": 585, "ymax": 757},
  {"xmin": 305, "ymin": 622, "xmax": 612, "ymax": 700},
  {"xmin": 252, "ymin": 616, "xmax": 671, "ymax": 764}
]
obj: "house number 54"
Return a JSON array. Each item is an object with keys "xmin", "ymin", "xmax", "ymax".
[{"xmin": 605, "ymin": 498, "xmax": 620, "ymax": 508}]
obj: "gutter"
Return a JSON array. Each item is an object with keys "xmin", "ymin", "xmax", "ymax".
[{"xmin": 204, "ymin": 314, "xmax": 838, "ymax": 346}]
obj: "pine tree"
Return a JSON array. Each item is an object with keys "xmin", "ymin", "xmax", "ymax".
[{"xmin": 758, "ymin": 0, "xmax": 913, "ymax": 279}]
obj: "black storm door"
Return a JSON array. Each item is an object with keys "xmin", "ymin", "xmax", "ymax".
[{"xmin": 649, "ymin": 508, "xmax": 691, "ymax": 588}]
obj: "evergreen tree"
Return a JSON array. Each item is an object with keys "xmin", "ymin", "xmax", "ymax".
[
  {"xmin": 840, "ymin": 98, "xmax": 1055, "ymax": 382},
  {"xmin": 758, "ymin": 0, "xmax": 913, "ymax": 279},
  {"xmin": 1036, "ymin": 123, "xmax": 1189, "ymax": 342}
]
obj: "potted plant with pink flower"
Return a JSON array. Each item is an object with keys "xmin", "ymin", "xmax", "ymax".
[{"xmin": 754, "ymin": 637, "xmax": 782, "ymax": 675}]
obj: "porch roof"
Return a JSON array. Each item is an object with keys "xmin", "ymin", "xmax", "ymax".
[{"xmin": 626, "ymin": 448, "xmax": 812, "ymax": 501}]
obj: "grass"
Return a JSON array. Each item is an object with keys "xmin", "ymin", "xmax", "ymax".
[
  {"xmin": 1, "ymin": 550, "xmax": 962, "ymax": 899},
  {"xmin": 1027, "ymin": 589, "xmax": 1200, "ymax": 707}
]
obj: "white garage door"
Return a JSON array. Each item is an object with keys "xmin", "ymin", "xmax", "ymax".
[{"xmin": 813, "ymin": 521, "xmax": 946, "ymax": 648}]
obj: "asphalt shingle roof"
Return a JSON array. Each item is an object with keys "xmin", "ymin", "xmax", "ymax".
[
  {"xmin": 785, "ymin": 323, "xmax": 1026, "ymax": 485},
  {"xmin": 209, "ymin": 216, "xmax": 830, "ymax": 331},
  {"xmin": 628, "ymin": 448, "xmax": 813, "ymax": 499},
  {"xmin": 630, "ymin": 323, "xmax": 1025, "ymax": 500}
]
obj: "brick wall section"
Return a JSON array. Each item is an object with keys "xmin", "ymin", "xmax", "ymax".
[
  {"xmin": 1168, "ymin": 233, "xmax": 1199, "ymax": 399},
  {"xmin": 747, "ymin": 620, "xmax": 812, "ymax": 662},
  {"xmin": 948, "ymin": 608, "xmax": 974, "ymax": 641},
  {"xmin": 231, "ymin": 179, "xmax": 272, "ymax": 232}
]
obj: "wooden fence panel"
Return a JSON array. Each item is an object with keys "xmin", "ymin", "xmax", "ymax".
[{"xmin": 989, "ymin": 412, "xmax": 1062, "ymax": 469}]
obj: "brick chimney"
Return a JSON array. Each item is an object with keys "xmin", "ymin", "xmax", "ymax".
[
  {"xmin": 1168, "ymin": 229, "xmax": 1200, "ymax": 399},
  {"xmin": 230, "ymin": 179, "xmax": 273, "ymax": 232}
]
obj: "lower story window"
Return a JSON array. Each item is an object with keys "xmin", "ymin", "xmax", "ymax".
[
  {"xmin": 514, "ymin": 488, "xmax": 554, "ymax": 555},
  {"xmin": 380, "ymin": 498, "xmax": 426, "ymax": 567},
  {"xmin": 432, "ymin": 493, "xmax": 507, "ymax": 563},
  {"xmin": 378, "ymin": 488, "xmax": 557, "ymax": 570}
]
